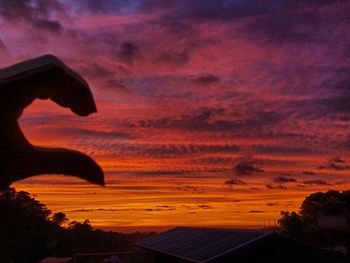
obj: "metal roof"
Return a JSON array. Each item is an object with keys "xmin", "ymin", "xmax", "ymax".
[{"xmin": 136, "ymin": 227, "xmax": 270, "ymax": 262}]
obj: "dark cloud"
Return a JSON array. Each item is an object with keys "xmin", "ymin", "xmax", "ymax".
[
  {"xmin": 181, "ymin": 205, "xmax": 195, "ymax": 210},
  {"xmin": 117, "ymin": 42, "xmax": 141, "ymax": 65},
  {"xmin": 192, "ymin": 156, "xmax": 234, "ymax": 165},
  {"xmin": 302, "ymin": 171, "xmax": 315, "ymax": 175},
  {"xmin": 0, "ymin": 0, "xmax": 64, "ymax": 33},
  {"xmin": 317, "ymin": 157, "xmax": 350, "ymax": 171},
  {"xmin": 73, "ymin": 0, "xmax": 124, "ymax": 13},
  {"xmin": 179, "ymin": 108, "xmax": 281, "ymax": 131},
  {"xmin": 32, "ymin": 18, "xmax": 62, "ymax": 32},
  {"xmin": 293, "ymin": 68, "xmax": 350, "ymax": 117},
  {"xmin": 176, "ymin": 185, "xmax": 205, "ymax": 194},
  {"xmin": 292, "ymin": 0, "xmax": 348, "ymax": 6},
  {"xmin": 198, "ymin": 204, "xmax": 213, "ymax": 209},
  {"xmin": 273, "ymin": 176, "xmax": 297, "ymax": 183},
  {"xmin": 59, "ymin": 128, "xmax": 134, "ymax": 140},
  {"xmin": 314, "ymin": 96, "xmax": 350, "ymax": 115},
  {"xmin": 266, "ymin": 184, "xmax": 287, "ymax": 190},
  {"xmin": 114, "ymin": 107, "xmax": 283, "ymax": 133},
  {"xmin": 249, "ymin": 210, "xmax": 265, "ymax": 213},
  {"xmin": 225, "ymin": 178, "xmax": 246, "ymax": 185},
  {"xmin": 156, "ymin": 205, "xmax": 176, "ymax": 209},
  {"xmin": 192, "ymin": 74, "xmax": 221, "ymax": 86},
  {"xmin": 171, "ymin": 0, "xmax": 347, "ymax": 22},
  {"xmin": 71, "ymin": 0, "xmax": 276, "ymax": 19},
  {"xmin": 72, "ymin": 0, "xmax": 167, "ymax": 14},
  {"xmin": 168, "ymin": 0, "xmax": 285, "ymax": 21},
  {"xmin": 70, "ymin": 0, "xmax": 346, "ymax": 27},
  {"xmin": 330, "ymin": 156, "xmax": 346, "ymax": 163},
  {"xmin": 302, "ymin": 179, "xmax": 332, "ymax": 185},
  {"xmin": 145, "ymin": 207, "xmax": 177, "ymax": 212},
  {"xmin": 266, "ymin": 202, "xmax": 277, "ymax": 206},
  {"xmin": 233, "ymin": 158, "xmax": 263, "ymax": 176},
  {"xmin": 72, "ymin": 0, "xmax": 345, "ymax": 17},
  {"xmin": 181, "ymin": 204, "xmax": 213, "ymax": 210},
  {"xmin": 246, "ymin": 12, "xmax": 323, "ymax": 44},
  {"xmin": 253, "ymin": 145, "xmax": 313, "ymax": 156}
]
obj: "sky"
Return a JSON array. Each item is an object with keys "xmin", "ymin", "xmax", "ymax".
[{"xmin": 1, "ymin": 0, "xmax": 350, "ymax": 232}]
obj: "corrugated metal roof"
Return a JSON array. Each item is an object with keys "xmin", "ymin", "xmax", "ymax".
[{"xmin": 136, "ymin": 227, "xmax": 269, "ymax": 262}]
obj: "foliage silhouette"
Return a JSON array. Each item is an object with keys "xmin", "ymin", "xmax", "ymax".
[
  {"xmin": 278, "ymin": 190, "xmax": 350, "ymax": 252},
  {"xmin": 0, "ymin": 188, "xmax": 154, "ymax": 262}
]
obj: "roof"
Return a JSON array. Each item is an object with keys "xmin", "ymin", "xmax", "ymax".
[
  {"xmin": 39, "ymin": 258, "xmax": 72, "ymax": 263},
  {"xmin": 136, "ymin": 227, "xmax": 270, "ymax": 262}
]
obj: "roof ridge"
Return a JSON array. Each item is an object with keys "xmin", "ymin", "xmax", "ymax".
[
  {"xmin": 201, "ymin": 231, "xmax": 274, "ymax": 263},
  {"xmin": 173, "ymin": 226, "xmax": 266, "ymax": 233}
]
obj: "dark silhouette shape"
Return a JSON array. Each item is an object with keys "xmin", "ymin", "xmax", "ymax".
[
  {"xmin": 0, "ymin": 189, "xmax": 154, "ymax": 262},
  {"xmin": 278, "ymin": 190, "xmax": 350, "ymax": 254},
  {"xmin": 0, "ymin": 54, "xmax": 104, "ymax": 189}
]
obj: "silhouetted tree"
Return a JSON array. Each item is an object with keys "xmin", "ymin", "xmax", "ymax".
[
  {"xmin": 0, "ymin": 188, "xmax": 155, "ymax": 263},
  {"xmin": 52, "ymin": 212, "xmax": 68, "ymax": 226},
  {"xmin": 278, "ymin": 211, "xmax": 304, "ymax": 236},
  {"xmin": 300, "ymin": 190, "xmax": 349, "ymax": 222},
  {"xmin": 278, "ymin": 190, "xmax": 350, "ymax": 251},
  {"xmin": 0, "ymin": 188, "xmax": 53, "ymax": 262}
]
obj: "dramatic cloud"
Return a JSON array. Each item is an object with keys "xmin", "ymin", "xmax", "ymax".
[
  {"xmin": 192, "ymin": 74, "xmax": 221, "ymax": 86},
  {"xmin": 249, "ymin": 210, "xmax": 265, "ymax": 213},
  {"xmin": 266, "ymin": 202, "xmax": 277, "ymax": 207},
  {"xmin": 246, "ymin": 12, "xmax": 322, "ymax": 44},
  {"xmin": 117, "ymin": 42, "xmax": 141, "ymax": 66},
  {"xmin": 273, "ymin": 177, "xmax": 297, "ymax": 183},
  {"xmin": 317, "ymin": 157, "xmax": 350, "ymax": 171},
  {"xmin": 302, "ymin": 180, "xmax": 332, "ymax": 186},
  {"xmin": 225, "ymin": 178, "xmax": 246, "ymax": 185},
  {"xmin": 233, "ymin": 158, "xmax": 263, "ymax": 176},
  {"xmin": 198, "ymin": 204, "xmax": 213, "ymax": 209},
  {"xmin": 302, "ymin": 171, "xmax": 315, "ymax": 175},
  {"xmin": 176, "ymin": 185, "xmax": 205, "ymax": 194},
  {"xmin": 0, "ymin": 0, "xmax": 64, "ymax": 33}
]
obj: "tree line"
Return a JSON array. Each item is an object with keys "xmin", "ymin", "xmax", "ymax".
[{"xmin": 0, "ymin": 188, "xmax": 155, "ymax": 262}]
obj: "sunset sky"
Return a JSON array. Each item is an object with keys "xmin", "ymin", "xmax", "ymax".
[{"xmin": 2, "ymin": 0, "xmax": 350, "ymax": 232}]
